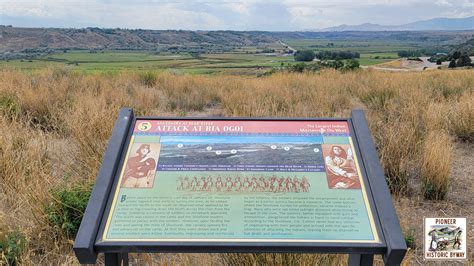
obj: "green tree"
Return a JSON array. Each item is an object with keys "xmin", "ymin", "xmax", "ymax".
[
  {"xmin": 452, "ymin": 51, "xmax": 461, "ymax": 60},
  {"xmin": 189, "ymin": 51, "xmax": 201, "ymax": 58},
  {"xmin": 294, "ymin": 50, "xmax": 315, "ymax": 62},
  {"xmin": 456, "ymin": 54, "xmax": 471, "ymax": 67},
  {"xmin": 448, "ymin": 59, "xmax": 456, "ymax": 68},
  {"xmin": 436, "ymin": 58, "xmax": 442, "ymax": 65},
  {"xmin": 288, "ymin": 63, "xmax": 306, "ymax": 72},
  {"xmin": 322, "ymin": 60, "xmax": 344, "ymax": 69},
  {"xmin": 342, "ymin": 59, "xmax": 360, "ymax": 71}
]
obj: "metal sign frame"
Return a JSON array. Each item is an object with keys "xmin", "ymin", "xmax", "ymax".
[{"xmin": 73, "ymin": 108, "xmax": 406, "ymax": 266}]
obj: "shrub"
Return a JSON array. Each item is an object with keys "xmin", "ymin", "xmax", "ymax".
[
  {"xmin": 341, "ymin": 59, "xmax": 360, "ymax": 71},
  {"xmin": 449, "ymin": 95, "xmax": 473, "ymax": 142},
  {"xmin": 0, "ymin": 229, "xmax": 27, "ymax": 265},
  {"xmin": 429, "ymin": 81, "xmax": 465, "ymax": 99},
  {"xmin": 404, "ymin": 228, "xmax": 416, "ymax": 249},
  {"xmin": 287, "ymin": 60, "xmax": 357, "ymax": 72},
  {"xmin": 359, "ymin": 88, "xmax": 395, "ymax": 111},
  {"xmin": 448, "ymin": 59, "xmax": 456, "ymax": 68},
  {"xmin": 288, "ymin": 63, "xmax": 306, "ymax": 73},
  {"xmin": 421, "ymin": 131, "xmax": 452, "ymax": 200},
  {"xmin": 317, "ymin": 51, "xmax": 360, "ymax": 60},
  {"xmin": 321, "ymin": 60, "xmax": 344, "ymax": 70},
  {"xmin": 139, "ymin": 71, "xmax": 157, "ymax": 87},
  {"xmin": 51, "ymin": 67, "xmax": 71, "ymax": 80},
  {"xmin": 456, "ymin": 54, "xmax": 471, "ymax": 67},
  {"xmin": 451, "ymin": 51, "xmax": 461, "ymax": 60},
  {"xmin": 398, "ymin": 50, "xmax": 423, "ymax": 57},
  {"xmin": 378, "ymin": 137, "xmax": 411, "ymax": 195},
  {"xmin": 45, "ymin": 182, "xmax": 93, "ymax": 239},
  {"xmin": 0, "ymin": 95, "xmax": 19, "ymax": 119}
]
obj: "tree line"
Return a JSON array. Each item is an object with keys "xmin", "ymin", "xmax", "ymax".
[{"xmin": 294, "ymin": 50, "xmax": 360, "ymax": 62}]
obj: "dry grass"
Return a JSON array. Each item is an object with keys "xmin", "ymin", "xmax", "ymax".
[
  {"xmin": 374, "ymin": 59, "xmax": 403, "ymax": 68},
  {"xmin": 222, "ymin": 253, "xmax": 347, "ymax": 265},
  {"xmin": 421, "ymin": 130, "xmax": 453, "ymax": 200},
  {"xmin": 0, "ymin": 68, "xmax": 473, "ymax": 264},
  {"xmin": 449, "ymin": 94, "xmax": 473, "ymax": 142}
]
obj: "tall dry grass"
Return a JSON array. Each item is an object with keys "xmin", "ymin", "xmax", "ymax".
[
  {"xmin": 0, "ymin": 68, "xmax": 472, "ymax": 264},
  {"xmin": 421, "ymin": 130, "xmax": 453, "ymax": 200}
]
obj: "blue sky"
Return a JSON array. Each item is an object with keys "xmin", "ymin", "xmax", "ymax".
[{"xmin": 1, "ymin": 0, "xmax": 473, "ymax": 30}]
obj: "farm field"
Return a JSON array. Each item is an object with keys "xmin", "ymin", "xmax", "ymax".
[
  {"xmin": 283, "ymin": 39, "xmax": 420, "ymax": 52},
  {"xmin": 0, "ymin": 68, "xmax": 472, "ymax": 264},
  {"xmin": 0, "ymin": 50, "xmax": 295, "ymax": 75},
  {"xmin": 2, "ymin": 30, "xmax": 472, "ymax": 73},
  {"xmin": 0, "ymin": 49, "xmax": 405, "ymax": 73},
  {"xmin": 283, "ymin": 38, "xmax": 432, "ymax": 65},
  {"xmin": 3, "ymin": 29, "xmax": 473, "ymax": 74},
  {"xmin": 358, "ymin": 53, "xmax": 399, "ymax": 66},
  {"xmin": 0, "ymin": 35, "xmax": 427, "ymax": 74}
]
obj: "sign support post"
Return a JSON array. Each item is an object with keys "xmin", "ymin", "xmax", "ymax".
[
  {"xmin": 348, "ymin": 254, "xmax": 374, "ymax": 266},
  {"xmin": 351, "ymin": 110, "xmax": 407, "ymax": 265},
  {"xmin": 74, "ymin": 108, "xmax": 134, "ymax": 264},
  {"xmin": 105, "ymin": 253, "xmax": 128, "ymax": 266}
]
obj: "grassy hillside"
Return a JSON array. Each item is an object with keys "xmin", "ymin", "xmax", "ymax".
[
  {"xmin": 0, "ymin": 68, "xmax": 472, "ymax": 264},
  {"xmin": 3, "ymin": 27, "xmax": 471, "ymax": 53},
  {"xmin": 0, "ymin": 27, "xmax": 279, "ymax": 52}
]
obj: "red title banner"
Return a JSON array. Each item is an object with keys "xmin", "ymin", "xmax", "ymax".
[{"xmin": 133, "ymin": 120, "xmax": 349, "ymax": 135}]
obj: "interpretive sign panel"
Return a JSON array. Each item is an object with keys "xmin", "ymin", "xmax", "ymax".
[
  {"xmin": 74, "ymin": 109, "xmax": 407, "ymax": 266},
  {"xmin": 101, "ymin": 119, "xmax": 379, "ymax": 243}
]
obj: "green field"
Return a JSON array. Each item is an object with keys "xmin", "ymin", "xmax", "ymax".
[
  {"xmin": 283, "ymin": 39, "xmax": 423, "ymax": 53},
  {"xmin": 283, "ymin": 38, "xmax": 420, "ymax": 65},
  {"xmin": 357, "ymin": 53, "xmax": 399, "ymax": 66},
  {"xmin": 2, "ymin": 29, "xmax": 468, "ymax": 74},
  {"xmin": 0, "ymin": 37, "xmax": 416, "ymax": 73},
  {"xmin": 0, "ymin": 50, "xmax": 398, "ymax": 74},
  {"xmin": 0, "ymin": 50, "xmax": 299, "ymax": 75},
  {"xmin": 1, "ymin": 37, "xmax": 411, "ymax": 73}
]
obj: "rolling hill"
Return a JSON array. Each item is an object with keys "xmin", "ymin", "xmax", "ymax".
[
  {"xmin": 320, "ymin": 16, "xmax": 474, "ymax": 31},
  {"xmin": 0, "ymin": 27, "xmax": 278, "ymax": 53}
]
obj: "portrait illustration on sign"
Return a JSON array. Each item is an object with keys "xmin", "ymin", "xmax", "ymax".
[
  {"xmin": 121, "ymin": 143, "xmax": 161, "ymax": 188},
  {"xmin": 322, "ymin": 144, "xmax": 361, "ymax": 189}
]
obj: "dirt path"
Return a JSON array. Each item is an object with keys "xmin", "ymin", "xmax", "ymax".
[
  {"xmin": 279, "ymin": 41, "xmax": 297, "ymax": 53},
  {"xmin": 364, "ymin": 57, "xmax": 450, "ymax": 72},
  {"xmin": 361, "ymin": 65, "xmax": 418, "ymax": 72}
]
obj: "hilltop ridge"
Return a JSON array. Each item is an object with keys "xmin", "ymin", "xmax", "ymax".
[
  {"xmin": 0, "ymin": 27, "xmax": 278, "ymax": 53},
  {"xmin": 319, "ymin": 16, "xmax": 474, "ymax": 31}
]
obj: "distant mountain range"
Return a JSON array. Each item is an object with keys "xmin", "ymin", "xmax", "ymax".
[{"xmin": 319, "ymin": 16, "xmax": 474, "ymax": 31}]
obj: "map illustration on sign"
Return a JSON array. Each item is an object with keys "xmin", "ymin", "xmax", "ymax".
[{"xmin": 102, "ymin": 120, "xmax": 380, "ymax": 243}]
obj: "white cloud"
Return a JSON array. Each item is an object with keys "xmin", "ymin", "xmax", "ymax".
[
  {"xmin": 436, "ymin": 0, "xmax": 453, "ymax": 6},
  {"xmin": 0, "ymin": 0, "xmax": 472, "ymax": 30}
]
